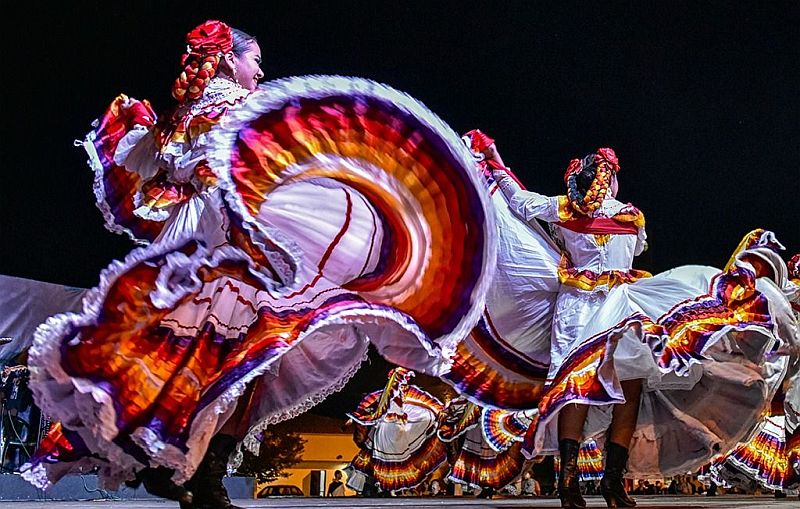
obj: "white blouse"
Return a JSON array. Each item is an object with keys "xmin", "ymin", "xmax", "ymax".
[{"xmin": 493, "ymin": 169, "xmax": 647, "ymax": 275}]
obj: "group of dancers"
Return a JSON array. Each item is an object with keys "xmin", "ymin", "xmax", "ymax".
[
  {"xmin": 1, "ymin": 19, "xmax": 797, "ymax": 509},
  {"xmin": 350, "ymin": 351, "xmax": 799, "ymax": 501},
  {"xmin": 345, "ymin": 366, "xmax": 533, "ymax": 496}
]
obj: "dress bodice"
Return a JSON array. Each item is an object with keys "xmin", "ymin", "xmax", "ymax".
[{"xmin": 555, "ymin": 224, "xmax": 639, "ymax": 273}]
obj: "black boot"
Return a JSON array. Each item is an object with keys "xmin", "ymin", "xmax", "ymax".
[
  {"xmin": 600, "ymin": 442, "xmax": 636, "ymax": 507},
  {"xmin": 558, "ymin": 439, "xmax": 587, "ymax": 509},
  {"xmin": 184, "ymin": 434, "xmax": 243, "ymax": 509},
  {"xmin": 137, "ymin": 467, "xmax": 193, "ymax": 504}
]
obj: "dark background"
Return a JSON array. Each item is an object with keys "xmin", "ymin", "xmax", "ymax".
[{"xmin": 1, "ymin": 1, "xmax": 798, "ymax": 417}]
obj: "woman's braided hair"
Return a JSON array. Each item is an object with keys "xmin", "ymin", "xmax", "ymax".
[
  {"xmin": 563, "ymin": 147, "xmax": 620, "ymax": 216},
  {"xmin": 171, "ymin": 20, "xmax": 234, "ymax": 103}
]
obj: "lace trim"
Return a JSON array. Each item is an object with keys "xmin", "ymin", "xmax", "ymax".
[
  {"xmin": 191, "ymin": 77, "xmax": 249, "ymax": 114},
  {"xmin": 26, "ymin": 235, "xmax": 280, "ymax": 487},
  {"xmin": 236, "ymin": 345, "xmax": 371, "ymax": 462}
]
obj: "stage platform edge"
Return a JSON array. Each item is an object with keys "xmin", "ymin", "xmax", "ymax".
[{"xmin": 0, "ymin": 473, "xmax": 254, "ymax": 500}]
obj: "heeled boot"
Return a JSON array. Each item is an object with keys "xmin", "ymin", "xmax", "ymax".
[
  {"xmin": 183, "ymin": 434, "xmax": 243, "ymax": 509},
  {"xmin": 558, "ymin": 438, "xmax": 587, "ymax": 509},
  {"xmin": 600, "ymin": 441, "xmax": 636, "ymax": 507},
  {"xmin": 135, "ymin": 467, "xmax": 193, "ymax": 505}
]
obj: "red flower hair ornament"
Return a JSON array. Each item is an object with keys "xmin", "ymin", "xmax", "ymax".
[
  {"xmin": 595, "ymin": 147, "xmax": 620, "ymax": 172},
  {"xmin": 564, "ymin": 147, "xmax": 620, "ymax": 184},
  {"xmin": 182, "ymin": 20, "xmax": 233, "ymax": 64}
]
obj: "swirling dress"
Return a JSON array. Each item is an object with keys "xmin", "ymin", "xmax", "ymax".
[
  {"xmin": 21, "ymin": 75, "xmax": 495, "ymax": 488},
  {"xmin": 709, "ymin": 254, "xmax": 800, "ymax": 492},
  {"xmin": 346, "ymin": 368, "xmax": 447, "ymax": 492},
  {"xmin": 437, "ymin": 396, "xmax": 528, "ymax": 489}
]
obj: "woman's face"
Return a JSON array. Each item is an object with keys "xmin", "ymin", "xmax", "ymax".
[{"xmin": 234, "ymin": 41, "xmax": 264, "ymax": 91}]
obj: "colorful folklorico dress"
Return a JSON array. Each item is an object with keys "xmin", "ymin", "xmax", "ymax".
[
  {"xmin": 785, "ymin": 254, "xmax": 800, "ymax": 486},
  {"xmin": 709, "ymin": 253, "xmax": 800, "ymax": 493},
  {"xmin": 443, "ymin": 131, "xmax": 799, "ymax": 477},
  {"xmin": 437, "ymin": 395, "xmax": 528, "ymax": 490},
  {"xmin": 553, "ymin": 439, "xmax": 605, "ymax": 482},
  {"xmin": 345, "ymin": 367, "xmax": 448, "ymax": 492},
  {"xmin": 576, "ymin": 440, "xmax": 605, "ymax": 482},
  {"xmin": 708, "ymin": 403, "xmax": 796, "ymax": 492},
  {"xmin": 21, "ymin": 76, "xmax": 495, "ymax": 488}
]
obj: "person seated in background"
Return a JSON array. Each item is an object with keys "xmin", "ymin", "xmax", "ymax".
[
  {"xmin": 429, "ymin": 478, "xmax": 442, "ymax": 496},
  {"xmin": 667, "ymin": 479, "xmax": 678, "ymax": 494},
  {"xmin": 327, "ymin": 470, "xmax": 346, "ymax": 497},
  {"xmin": 522, "ymin": 471, "xmax": 539, "ymax": 496}
]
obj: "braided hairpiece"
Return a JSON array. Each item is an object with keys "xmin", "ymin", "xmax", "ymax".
[
  {"xmin": 564, "ymin": 147, "xmax": 620, "ymax": 216},
  {"xmin": 171, "ymin": 20, "xmax": 234, "ymax": 103}
]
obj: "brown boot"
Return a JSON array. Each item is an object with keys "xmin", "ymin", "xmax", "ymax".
[
  {"xmin": 600, "ymin": 442, "xmax": 636, "ymax": 507},
  {"xmin": 558, "ymin": 439, "xmax": 587, "ymax": 508}
]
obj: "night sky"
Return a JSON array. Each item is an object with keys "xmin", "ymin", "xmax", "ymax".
[{"xmin": 1, "ymin": 1, "xmax": 798, "ymax": 417}]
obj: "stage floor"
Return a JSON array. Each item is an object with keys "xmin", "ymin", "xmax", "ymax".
[{"xmin": 2, "ymin": 495, "xmax": 796, "ymax": 508}]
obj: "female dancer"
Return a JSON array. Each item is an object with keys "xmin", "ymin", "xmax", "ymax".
[
  {"xmin": 21, "ymin": 20, "xmax": 495, "ymax": 509},
  {"xmin": 346, "ymin": 368, "xmax": 448, "ymax": 493},
  {"xmin": 437, "ymin": 395, "xmax": 528, "ymax": 493},
  {"xmin": 490, "ymin": 142, "xmax": 645, "ymax": 507},
  {"xmin": 709, "ymin": 254, "xmax": 800, "ymax": 497},
  {"xmin": 443, "ymin": 130, "xmax": 797, "ymax": 508}
]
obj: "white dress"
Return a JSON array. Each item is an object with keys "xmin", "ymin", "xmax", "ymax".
[
  {"xmin": 346, "ymin": 369, "xmax": 447, "ymax": 492},
  {"xmin": 443, "ymin": 167, "xmax": 799, "ymax": 477},
  {"xmin": 504, "ymin": 188, "xmax": 648, "ymax": 381}
]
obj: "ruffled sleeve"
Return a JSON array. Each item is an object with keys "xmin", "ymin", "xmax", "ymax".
[
  {"xmin": 78, "ymin": 94, "xmax": 165, "ymax": 243},
  {"xmin": 114, "ymin": 126, "xmax": 159, "ymax": 181}
]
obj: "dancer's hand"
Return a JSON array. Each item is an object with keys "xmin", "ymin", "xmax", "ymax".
[{"xmin": 483, "ymin": 143, "xmax": 505, "ymax": 167}]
